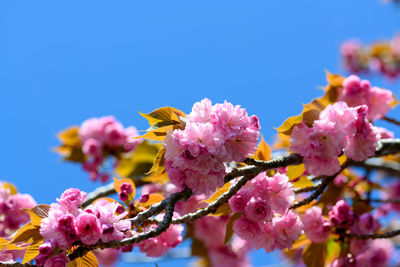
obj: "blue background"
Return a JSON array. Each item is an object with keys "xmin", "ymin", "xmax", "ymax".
[{"xmin": 1, "ymin": 1, "xmax": 400, "ymax": 266}]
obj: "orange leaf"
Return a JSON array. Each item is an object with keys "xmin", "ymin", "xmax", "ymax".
[{"xmin": 252, "ymin": 136, "xmax": 271, "ymax": 161}]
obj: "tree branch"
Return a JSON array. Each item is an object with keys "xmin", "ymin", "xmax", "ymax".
[{"xmin": 349, "ymin": 229, "xmax": 400, "ymax": 240}]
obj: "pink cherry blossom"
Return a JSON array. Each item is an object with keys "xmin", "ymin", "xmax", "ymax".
[
  {"xmin": 244, "ymin": 197, "xmax": 273, "ymax": 223},
  {"xmin": 44, "ymin": 254, "xmax": 69, "ymax": 267},
  {"xmin": 272, "ymin": 211, "xmax": 303, "ymax": 250},
  {"xmin": 329, "ymin": 200, "xmax": 355, "ymax": 227},
  {"xmin": 267, "ymin": 173, "xmax": 294, "ymax": 214},
  {"xmin": 194, "ymin": 216, "xmax": 229, "ymax": 248},
  {"xmin": 344, "ymin": 106, "xmax": 379, "ymax": 161},
  {"xmin": 355, "ymin": 239, "xmax": 393, "ymax": 267},
  {"xmin": 301, "ymin": 206, "xmax": 331, "ymax": 243},
  {"xmin": 93, "ymin": 248, "xmax": 120, "ymax": 267},
  {"xmin": 76, "ymin": 212, "xmax": 102, "ymax": 245}
]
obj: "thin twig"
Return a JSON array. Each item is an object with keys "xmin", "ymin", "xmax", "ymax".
[
  {"xmin": 349, "ymin": 229, "xmax": 400, "ymax": 240},
  {"xmin": 291, "ymin": 162, "xmax": 350, "ymax": 209},
  {"xmin": 383, "ymin": 116, "xmax": 400, "ymax": 126}
]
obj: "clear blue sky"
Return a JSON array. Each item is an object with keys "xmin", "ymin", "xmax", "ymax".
[{"xmin": 1, "ymin": 1, "xmax": 400, "ymax": 266}]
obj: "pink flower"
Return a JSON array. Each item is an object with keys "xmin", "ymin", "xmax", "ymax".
[
  {"xmin": 344, "ymin": 106, "xmax": 379, "ymax": 161},
  {"xmin": 44, "ymin": 254, "xmax": 69, "ymax": 267},
  {"xmin": 339, "ymin": 75, "xmax": 394, "ymax": 121},
  {"xmin": 82, "ymin": 138, "xmax": 102, "ymax": 157},
  {"xmin": 233, "ymin": 217, "xmax": 262, "ymax": 242},
  {"xmin": 38, "ymin": 240, "xmax": 56, "ymax": 257},
  {"xmin": 355, "ymin": 239, "xmax": 393, "ymax": 267},
  {"xmin": 267, "ymin": 173, "xmax": 294, "ymax": 214},
  {"xmin": 93, "ymin": 202, "xmax": 130, "ymax": 243},
  {"xmin": 329, "ymin": 200, "xmax": 355, "ymax": 227},
  {"xmin": 40, "ymin": 204, "xmax": 72, "ymax": 249},
  {"xmin": 138, "ymin": 238, "xmax": 166, "ymax": 257},
  {"xmin": 350, "ymin": 213, "xmax": 380, "ymax": 235},
  {"xmin": 244, "ymin": 197, "xmax": 273, "ymax": 223},
  {"xmin": 76, "ymin": 212, "xmax": 102, "ymax": 245},
  {"xmin": 194, "ymin": 216, "xmax": 229, "ymax": 248},
  {"xmin": 3, "ymin": 192, "xmax": 36, "ymax": 230},
  {"xmin": 208, "ymin": 245, "xmax": 251, "ymax": 267},
  {"xmin": 164, "ymin": 99, "xmax": 260, "ymax": 195},
  {"xmin": 229, "ymin": 188, "xmax": 252, "ymax": 213},
  {"xmin": 57, "ymin": 188, "xmax": 87, "ymax": 215},
  {"xmin": 138, "ymin": 217, "xmax": 183, "ymax": 257},
  {"xmin": 291, "ymin": 122, "xmax": 343, "ymax": 176},
  {"xmin": 272, "ymin": 211, "xmax": 303, "ymax": 250},
  {"xmin": 175, "ymin": 195, "xmax": 207, "ymax": 216},
  {"xmin": 301, "ymin": 206, "xmax": 331, "ymax": 243},
  {"xmin": 188, "ymin": 98, "xmax": 213, "ymax": 123},
  {"xmin": 93, "ymin": 248, "xmax": 120, "ymax": 267},
  {"xmin": 368, "ymin": 86, "xmax": 394, "ymax": 121}
]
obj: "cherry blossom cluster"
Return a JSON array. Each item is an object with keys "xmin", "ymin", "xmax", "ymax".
[
  {"xmin": 229, "ymin": 172, "xmax": 303, "ymax": 253},
  {"xmin": 136, "ymin": 213, "xmax": 184, "ymax": 257},
  {"xmin": 164, "ymin": 98, "xmax": 260, "ymax": 195},
  {"xmin": 194, "ymin": 216, "xmax": 251, "ymax": 267},
  {"xmin": 35, "ymin": 188, "xmax": 131, "ymax": 266},
  {"xmin": 0, "ymin": 184, "xmax": 36, "ymax": 236},
  {"xmin": 341, "ymin": 37, "xmax": 400, "ymax": 78},
  {"xmin": 79, "ymin": 116, "xmax": 142, "ymax": 182},
  {"xmin": 327, "ymin": 200, "xmax": 392, "ymax": 267},
  {"xmin": 291, "ymin": 100, "xmax": 391, "ymax": 176},
  {"xmin": 0, "ymin": 183, "xmax": 36, "ymax": 263}
]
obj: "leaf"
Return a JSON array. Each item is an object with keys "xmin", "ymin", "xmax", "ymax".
[
  {"xmin": 326, "ymin": 238, "xmax": 340, "ymax": 263},
  {"xmin": 1, "ymin": 182, "xmax": 17, "ymax": 195},
  {"xmin": 276, "ymin": 99, "xmax": 325, "ymax": 136},
  {"xmin": 302, "ymin": 242, "xmax": 326, "ymax": 267},
  {"xmin": 147, "ymin": 147, "xmax": 166, "ymax": 175},
  {"xmin": 55, "ymin": 126, "xmax": 86, "ymax": 163},
  {"xmin": 252, "ymin": 136, "xmax": 271, "ymax": 161},
  {"xmin": 138, "ymin": 107, "xmax": 187, "ymax": 141},
  {"xmin": 143, "ymin": 172, "xmax": 170, "ymax": 185},
  {"xmin": 224, "ymin": 212, "xmax": 242, "ymax": 244},
  {"xmin": 113, "ymin": 177, "xmax": 136, "ymax": 201},
  {"xmin": 212, "ymin": 202, "xmax": 232, "ymax": 216},
  {"xmin": 22, "ymin": 239, "xmax": 43, "ymax": 264},
  {"xmin": 287, "ymin": 164, "xmax": 306, "ymax": 180},
  {"xmin": 115, "ymin": 140, "xmax": 161, "ymax": 178},
  {"xmin": 191, "ymin": 238, "xmax": 208, "ymax": 258},
  {"xmin": 25, "ymin": 205, "xmax": 50, "ymax": 227},
  {"xmin": 291, "ymin": 234, "xmax": 311, "ymax": 249},
  {"xmin": 68, "ymin": 251, "xmax": 99, "ymax": 267},
  {"xmin": 353, "ymin": 201, "xmax": 373, "ymax": 215},
  {"xmin": 141, "ymin": 193, "xmax": 164, "ymax": 208},
  {"xmin": 58, "ymin": 126, "xmax": 81, "ymax": 146},
  {"xmin": 203, "ymin": 182, "xmax": 231, "ymax": 204},
  {"xmin": 8, "ymin": 224, "xmax": 41, "ymax": 244},
  {"xmin": 291, "ymin": 176, "xmax": 314, "ymax": 189}
]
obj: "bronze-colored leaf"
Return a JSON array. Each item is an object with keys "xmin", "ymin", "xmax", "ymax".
[
  {"xmin": 224, "ymin": 212, "xmax": 242, "ymax": 244},
  {"xmin": 147, "ymin": 147, "xmax": 166, "ymax": 175},
  {"xmin": 141, "ymin": 193, "xmax": 164, "ymax": 208},
  {"xmin": 252, "ymin": 136, "xmax": 271, "ymax": 161},
  {"xmin": 203, "ymin": 182, "xmax": 231, "ymax": 204},
  {"xmin": 22, "ymin": 239, "xmax": 43, "ymax": 264},
  {"xmin": 68, "ymin": 251, "xmax": 99, "ymax": 267},
  {"xmin": 302, "ymin": 242, "xmax": 326, "ymax": 267},
  {"xmin": 24, "ymin": 205, "xmax": 49, "ymax": 227}
]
